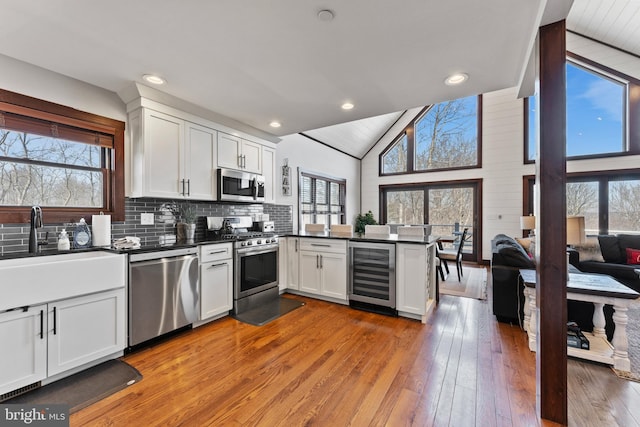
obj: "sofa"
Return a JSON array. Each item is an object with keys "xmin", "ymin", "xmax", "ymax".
[
  {"xmin": 568, "ymin": 234, "xmax": 640, "ymax": 293},
  {"xmin": 491, "ymin": 234, "xmax": 618, "ymax": 340}
]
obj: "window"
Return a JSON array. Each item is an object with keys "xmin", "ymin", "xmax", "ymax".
[
  {"xmin": 381, "ymin": 133, "xmax": 408, "ymax": 174},
  {"xmin": 414, "ymin": 96, "xmax": 478, "ymax": 170},
  {"xmin": 0, "ymin": 89, "xmax": 125, "ymax": 223},
  {"xmin": 381, "ymin": 180, "xmax": 481, "ymax": 261},
  {"xmin": 299, "ymin": 170, "xmax": 346, "ymax": 228},
  {"xmin": 524, "ymin": 172, "xmax": 640, "ymax": 235},
  {"xmin": 380, "ymin": 95, "xmax": 481, "ymax": 175},
  {"xmin": 526, "ymin": 54, "xmax": 640, "ymax": 162}
]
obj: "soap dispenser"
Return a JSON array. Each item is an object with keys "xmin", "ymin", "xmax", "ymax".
[
  {"xmin": 57, "ymin": 229, "xmax": 70, "ymax": 251},
  {"xmin": 73, "ymin": 218, "xmax": 92, "ymax": 249}
]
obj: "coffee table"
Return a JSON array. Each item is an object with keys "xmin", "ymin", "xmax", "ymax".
[{"xmin": 519, "ymin": 269, "xmax": 640, "ymax": 371}]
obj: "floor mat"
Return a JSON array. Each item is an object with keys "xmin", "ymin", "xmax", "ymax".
[
  {"xmin": 233, "ymin": 296, "xmax": 305, "ymax": 326},
  {"xmin": 439, "ymin": 266, "xmax": 487, "ymax": 300},
  {"xmin": 5, "ymin": 359, "xmax": 141, "ymax": 413}
]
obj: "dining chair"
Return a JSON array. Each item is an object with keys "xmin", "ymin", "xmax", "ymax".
[
  {"xmin": 305, "ymin": 223, "xmax": 326, "ymax": 233},
  {"xmin": 437, "ymin": 228, "xmax": 468, "ymax": 281}
]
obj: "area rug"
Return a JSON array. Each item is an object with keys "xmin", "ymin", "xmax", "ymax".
[
  {"xmin": 5, "ymin": 359, "xmax": 142, "ymax": 413},
  {"xmin": 439, "ymin": 265, "xmax": 487, "ymax": 300},
  {"xmin": 232, "ymin": 296, "xmax": 305, "ymax": 326}
]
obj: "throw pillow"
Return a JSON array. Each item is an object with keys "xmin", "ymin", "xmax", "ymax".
[
  {"xmin": 626, "ymin": 248, "xmax": 640, "ymax": 265},
  {"xmin": 598, "ymin": 235, "xmax": 623, "ymax": 263},
  {"xmin": 573, "ymin": 236, "xmax": 605, "ymax": 262},
  {"xmin": 515, "ymin": 237, "xmax": 533, "ymax": 252}
]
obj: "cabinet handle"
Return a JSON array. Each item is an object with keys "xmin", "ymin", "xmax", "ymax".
[
  {"xmin": 316, "ymin": 254, "xmax": 319, "ymax": 269},
  {"xmin": 52, "ymin": 307, "xmax": 57, "ymax": 335},
  {"xmin": 238, "ymin": 154, "xmax": 243, "ymax": 168},
  {"xmin": 40, "ymin": 309, "xmax": 44, "ymax": 340},
  {"xmin": 208, "ymin": 250, "xmax": 227, "ymax": 255},
  {"xmin": 180, "ymin": 179, "xmax": 185, "ymax": 196},
  {"xmin": 320, "ymin": 255, "xmax": 323, "ymax": 269},
  {"xmin": 243, "ymin": 155, "xmax": 247, "ymax": 168},
  {"xmin": 295, "ymin": 240, "xmax": 298, "ymax": 252},
  {"xmin": 208, "ymin": 262, "xmax": 227, "ymax": 269},
  {"xmin": 311, "ymin": 243, "xmax": 331, "ymax": 247},
  {"xmin": 186, "ymin": 179, "xmax": 191, "ymax": 196}
]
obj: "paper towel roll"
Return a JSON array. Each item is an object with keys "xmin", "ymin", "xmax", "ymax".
[{"xmin": 92, "ymin": 214, "xmax": 111, "ymax": 247}]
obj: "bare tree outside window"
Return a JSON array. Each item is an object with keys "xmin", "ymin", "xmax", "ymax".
[
  {"xmin": 609, "ymin": 180, "xmax": 640, "ymax": 234},
  {"xmin": 0, "ymin": 130, "xmax": 105, "ymax": 208},
  {"xmin": 386, "ymin": 190, "xmax": 423, "ymax": 224},
  {"xmin": 381, "ymin": 134, "xmax": 408, "ymax": 174},
  {"xmin": 566, "ymin": 182, "xmax": 599, "ymax": 234},
  {"xmin": 415, "ymin": 96, "xmax": 478, "ymax": 170}
]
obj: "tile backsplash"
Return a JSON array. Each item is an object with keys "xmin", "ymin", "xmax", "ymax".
[{"xmin": 0, "ymin": 198, "xmax": 293, "ymax": 255}]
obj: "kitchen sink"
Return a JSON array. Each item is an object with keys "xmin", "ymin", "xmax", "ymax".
[{"xmin": 0, "ymin": 250, "xmax": 127, "ymax": 311}]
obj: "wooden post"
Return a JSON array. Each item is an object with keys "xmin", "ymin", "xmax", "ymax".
[{"xmin": 537, "ymin": 20, "xmax": 568, "ymax": 425}]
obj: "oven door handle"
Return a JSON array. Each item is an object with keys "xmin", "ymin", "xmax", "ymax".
[{"xmin": 236, "ymin": 245, "xmax": 278, "ymax": 256}]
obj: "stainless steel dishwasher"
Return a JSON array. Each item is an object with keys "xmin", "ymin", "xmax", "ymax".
[{"xmin": 128, "ymin": 247, "xmax": 199, "ymax": 347}]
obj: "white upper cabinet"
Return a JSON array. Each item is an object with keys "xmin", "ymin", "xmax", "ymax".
[
  {"xmin": 129, "ymin": 108, "xmax": 216, "ymax": 200},
  {"xmin": 217, "ymin": 133, "xmax": 262, "ymax": 174},
  {"xmin": 262, "ymin": 145, "xmax": 276, "ymax": 203},
  {"xmin": 184, "ymin": 122, "xmax": 217, "ymax": 200}
]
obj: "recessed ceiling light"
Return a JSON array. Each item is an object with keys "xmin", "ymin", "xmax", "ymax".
[
  {"xmin": 317, "ymin": 9, "xmax": 335, "ymax": 22},
  {"xmin": 142, "ymin": 74, "xmax": 166, "ymax": 85},
  {"xmin": 341, "ymin": 102, "xmax": 354, "ymax": 110},
  {"xmin": 444, "ymin": 73, "xmax": 469, "ymax": 86},
  {"xmin": 269, "ymin": 121, "xmax": 281, "ymax": 128}
]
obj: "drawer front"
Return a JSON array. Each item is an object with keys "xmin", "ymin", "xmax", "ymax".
[
  {"xmin": 199, "ymin": 243, "xmax": 233, "ymax": 262},
  {"xmin": 299, "ymin": 238, "xmax": 346, "ymax": 254}
]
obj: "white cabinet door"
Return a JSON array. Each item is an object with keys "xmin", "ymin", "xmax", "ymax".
[
  {"xmin": 217, "ymin": 133, "xmax": 242, "ymax": 170},
  {"xmin": 0, "ymin": 305, "xmax": 47, "ymax": 394},
  {"xmin": 241, "ymin": 140, "xmax": 262, "ymax": 174},
  {"xmin": 143, "ymin": 109, "xmax": 185, "ymax": 198},
  {"xmin": 217, "ymin": 133, "xmax": 263, "ymax": 173},
  {"xmin": 286, "ymin": 238, "xmax": 300, "ymax": 290},
  {"xmin": 200, "ymin": 259, "xmax": 233, "ymax": 320},
  {"xmin": 185, "ymin": 122, "xmax": 216, "ymax": 200},
  {"xmin": 48, "ymin": 289, "xmax": 125, "ymax": 376},
  {"xmin": 320, "ymin": 253, "xmax": 347, "ymax": 300},
  {"xmin": 262, "ymin": 145, "xmax": 276, "ymax": 203},
  {"xmin": 396, "ymin": 244, "xmax": 427, "ymax": 316},
  {"xmin": 299, "ymin": 251, "xmax": 321, "ymax": 294}
]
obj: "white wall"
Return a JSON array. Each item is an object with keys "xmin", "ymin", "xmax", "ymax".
[
  {"xmin": 0, "ymin": 54, "xmax": 126, "ymax": 121},
  {"xmin": 274, "ymin": 133, "xmax": 360, "ymax": 233}
]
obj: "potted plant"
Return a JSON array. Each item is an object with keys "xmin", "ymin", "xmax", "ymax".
[
  {"xmin": 354, "ymin": 211, "xmax": 378, "ymax": 234},
  {"xmin": 172, "ymin": 202, "xmax": 197, "ymax": 241}
]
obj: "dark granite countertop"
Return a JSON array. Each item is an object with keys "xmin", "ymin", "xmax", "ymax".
[{"xmin": 284, "ymin": 232, "xmax": 439, "ymax": 245}]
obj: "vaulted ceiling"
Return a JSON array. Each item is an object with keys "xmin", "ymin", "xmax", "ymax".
[{"xmin": 1, "ymin": 1, "xmax": 636, "ymax": 159}]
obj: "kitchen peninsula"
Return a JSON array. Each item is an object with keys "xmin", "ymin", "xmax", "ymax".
[{"xmin": 280, "ymin": 232, "xmax": 439, "ymax": 323}]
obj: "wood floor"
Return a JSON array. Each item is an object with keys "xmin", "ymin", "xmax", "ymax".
[{"xmin": 72, "ymin": 275, "xmax": 640, "ymax": 426}]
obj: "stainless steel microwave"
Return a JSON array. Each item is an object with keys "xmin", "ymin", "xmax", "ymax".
[{"xmin": 217, "ymin": 168, "xmax": 265, "ymax": 203}]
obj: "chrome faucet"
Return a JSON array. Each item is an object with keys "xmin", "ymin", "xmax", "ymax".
[{"xmin": 29, "ymin": 206, "xmax": 43, "ymax": 253}]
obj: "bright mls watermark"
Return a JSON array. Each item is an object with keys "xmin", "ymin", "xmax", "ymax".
[{"xmin": 0, "ymin": 404, "xmax": 68, "ymax": 426}]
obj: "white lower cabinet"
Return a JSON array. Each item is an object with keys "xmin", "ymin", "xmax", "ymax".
[
  {"xmin": 48, "ymin": 289, "xmax": 125, "ymax": 376},
  {"xmin": 199, "ymin": 243, "xmax": 233, "ymax": 321},
  {"xmin": 0, "ymin": 305, "xmax": 47, "ymax": 394},
  {"xmin": 396, "ymin": 243, "xmax": 436, "ymax": 321},
  {"xmin": 286, "ymin": 237, "xmax": 300, "ymax": 290},
  {"xmin": 298, "ymin": 238, "xmax": 347, "ymax": 302},
  {"xmin": 0, "ymin": 288, "xmax": 125, "ymax": 395}
]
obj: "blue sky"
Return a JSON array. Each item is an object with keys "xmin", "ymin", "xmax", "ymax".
[{"xmin": 528, "ymin": 62, "xmax": 624, "ymax": 159}]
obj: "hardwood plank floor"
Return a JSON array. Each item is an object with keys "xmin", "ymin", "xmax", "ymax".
[{"xmin": 71, "ymin": 271, "xmax": 640, "ymax": 426}]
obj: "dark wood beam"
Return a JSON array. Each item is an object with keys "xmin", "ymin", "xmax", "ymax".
[{"xmin": 537, "ymin": 20, "xmax": 568, "ymax": 424}]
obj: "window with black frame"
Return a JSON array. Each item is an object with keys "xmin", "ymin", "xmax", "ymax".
[{"xmin": 299, "ymin": 171, "xmax": 346, "ymax": 229}]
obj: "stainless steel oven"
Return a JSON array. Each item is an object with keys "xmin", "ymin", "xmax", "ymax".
[
  {"xmin": 234, "ymin": 236, "xmax": 279, "ymax": 314},
  {"xmin": 217, "ymin": 168, "xmax": 265, "ymax": 203}
]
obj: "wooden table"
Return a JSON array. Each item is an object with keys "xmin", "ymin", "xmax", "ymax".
[{"xmin": 519, "ymin": 269, "xmax": 639, "ymax": 371}]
